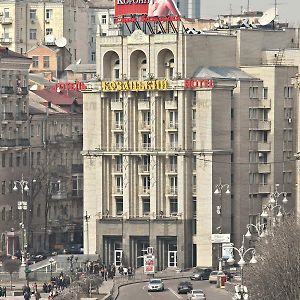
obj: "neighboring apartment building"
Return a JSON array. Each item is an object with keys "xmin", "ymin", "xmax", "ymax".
[
  {"xmin": 29, "ymin": 88, "xmax": 83, "ymax": 252},
  {"xmin": 0, "ymin": 0, "xmax": 89, "ymax": 63},
  {"xmin": 0, "ymin": 47, "xmax": 33, "ymax": 256},
  {"xmin": 27, "ymin": 45, "xmax": 71, "ymax": 79},
  {"xmin": 82, "ymin": 27, "xmax": 299, "ymax": 270},
  {"xmin": 177, "ymin": 0, "xmax": 201, "ymax": 19},
  {"xmin": 87, "ymin": 0, "xmax": 116, "ymax": 64}
]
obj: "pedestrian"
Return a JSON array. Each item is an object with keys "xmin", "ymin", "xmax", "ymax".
[
  {"xmin": 104, "ymin": 266, "xmax": 108, "ymax": 281},
  {"xmin": 35, "ymin": 291, "xmax": 41, "ymax": 300},
  {"xmin": 0, "ymin": 286, "xmax": 2, "ymax": 297},
  {"xmin": 123, "ymin": 266, "xmax": 128, "ymax": 276},
  {"xmin": 24, "ymin": 291, "xmax": 31, "ymax": 300},
  {"xmin": 2, "ymin": 287, "xmax": 6, "ymax": 297}
]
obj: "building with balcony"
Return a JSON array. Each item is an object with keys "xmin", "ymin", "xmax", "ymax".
[
  {"xmin": 0, "ymin": 0, "xmax": 89, "ymax": 63},
  {"xmin": 0, "ymin": 46, "xmax": 33, "ymax": 256},
  {"xmin": 83, "ymin": 27, "xmax": 299, "ymax": 270}
]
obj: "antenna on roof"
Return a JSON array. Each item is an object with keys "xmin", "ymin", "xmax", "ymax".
[{"xmin": 55, "ymin": 37, "xmax": 67, "ymax": 48}]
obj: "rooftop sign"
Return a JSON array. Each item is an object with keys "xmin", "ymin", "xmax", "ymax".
[
  {"xmin": 184, "ymin": 79, "xmax": 214, "ymax": 89},
  {"xmin": 51, "ymin": 82, "xmax": 87, "ymax": 91},
  {"xmin": 115, "ymin": 0, "xmax": 181, "ymax": 18}
]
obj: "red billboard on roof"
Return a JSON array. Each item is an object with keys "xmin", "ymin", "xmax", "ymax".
[{"xmin": 115, "ymin": 0, "xmax": 181, "ymax": 17}]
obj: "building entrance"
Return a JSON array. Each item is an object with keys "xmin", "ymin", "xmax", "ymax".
[{"xmin": 114, "ymin": 249, "xmax": 123, "ymax": 267}]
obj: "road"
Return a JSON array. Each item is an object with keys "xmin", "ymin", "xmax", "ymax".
[{"xmin": 118, "ymin": 278, "xmax": 232, "ymax": 300}]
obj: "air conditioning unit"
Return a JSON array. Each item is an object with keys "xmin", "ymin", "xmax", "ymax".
[
  {"xmin": 258, "ymin": 152, "xmax": 264, "ymax": 157},
  {"xmin": 288, "ymin": 118, "xmax": 292, "ymax": 124},
  {"xmin": 31, "ymin": 19, "xmax": 35, "ymax": 23},
  {"xmin": 53, "ymin": 121, "xmax": 58, "ymax": 125}
]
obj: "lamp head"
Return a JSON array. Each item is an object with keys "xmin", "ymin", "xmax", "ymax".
[
  {"xmin": 225, "ymin": 187, "xmax": 230, "ymax": 194},
  {"xmin": 13, "ymin": 184, "xmax": 18, "ymax": 191},
  {"xmin": 261, "ymin": 210, "xmax": 268, "ymax": 218},
  {"xmin": 227, "ymin": 256, "xmax": 235, "ymax": 265},
  {"xmin": 282, "ymin": 195, "xmax": 288, "ymax": 204},
  {"xmin": 250, "ymin": 255, "xmax": 258, "ymax": 264},
  {"xmin": 238, "ymin": 257, "xmax": 246, "ymax": 267},
  {"xmin": 24, "ymin": 184, "xmax": 29, "ymax": 192},
  {"xmin": 245, "ymin": 229, "xmax": 252, "ymax": 239},
  {"xmin": 277, "ymin": 210, "xmax": 283, "ymax": 218},
  {"xmin": 269, "ymin": 196, "xmax": 276, "ymax": 204},
  {"xmin": 214, "ymin": 188, "xmax": 220, "ymax": 194}
]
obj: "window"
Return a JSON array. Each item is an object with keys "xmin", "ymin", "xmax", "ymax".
[
  {"xmin": 169, "ymin": 198, "xmax": 178, "ymax": 215},
  {"xmin": 91, "ymin": 52, "xmax": 96, "ymax": 62},
  {"xmin": 284, "ymin": 108, "xmax": 293, "ymax": 119},
  {"xmin": 169, "ymin": 176, "xmax": 177, "ymax": 194},
  {"xmin": 115, "ymin": 133, "xmax": 124, "ymax": 149},
  {"xmin": 142, "ymin": 198, "xmax": 150, "ymax": 215},
  {"xmin": 37, "ymin": 152, "xmax": 41, "ymax": 165},
  {"xmin": 284, "ymin": 172, "xmax": 292, "ymax": 184},
  {"xmin": 1, "ymin": 181, "xmax": 5, "ymax": 194},
  {"xmin": 45, "ymin": 9, "xmax": 53, "ymax": 20},
  {"xmin": 192, "ymin": 109, "xmax": 196, "ymax": 127},
  {"xmin": 142, "ymin": 155, "xmax": 150, "ymax": 172},
  {"xmin": 258, "ymin": 152, "xmax": 267, "ymax": 163},
  {"xmin": 249, "ymin": 152, "xmax": 257, "ymax": 163},
  {"xmin": 115, "ymin": 176, "xmax": 123, "ymax": 193},
  {"xmin": 101, "ymin": 15, "xmax": 107, "ymax": 24},
  {"xmin": 114, "ymin": 69, "xmax": 120, "ymax": 79},
  {"xmin": 43, "ymin": 56, "xmax": 50, "ymax": 68},
  {"xmin": 263, "ymin": 87, "xmax": 268, "ymax": 99},
  {"xmin": 143, "ymin": 111, "xmax": 150, "ymax": 126},
  {"xmin": 249, "ymin": 130, "xmax": 257, "ymax": 142},
  {"xmin": 249, "ymin": 173, "xmax": 257, "ymax": 184},
  {"xmin": 192, "ymin": 175, "xmax": 197, "ymax": 194},
  {"xmin": 32, "ymin": 56, "xmax": 39, "ymax": 68},
  {"xmin": 72, "ymin": 175, "xmax": 83, "ymax": 197},
  {"xmin": 29, "ymin": 9, "xmax": 36, "ymax": 19},
  {"xmin": 249, "ymin": 87, "xmax": 259, "ymax": 99},
  {"xmin": 37, "ymin": 204, "xmax": 41, "ymax": 217},
  {"xmin": 115, "ymin": 155, "xmax": 123, "ymax": 172},
  {"xmin": 169, "ymin": 111, "xmax": 178, "ymax": 128},
  {"xmin": 9, "ymin": 153, "xmax": 13, "ymax": 167},
  {"xmin": 116, "ymin": 198, "xmax": 123, "ymax": 215},
  {"xmin": 16, "ymin": 156, "xmax": 21, "ymax": 167},
  {"xmin": 249, "ymin": 108, "xmax": 257, "ymax": 119},
  {"xmin": 284, "ymin": 129, "xmax": 293, "ymax": 142},
  {"xmin": 284, "ymin": 86, "xmax": 293, "ymax": 99},
  {"xmin": 142, "ymin": 176, "xmax": 150, "ymax": 193},
  {"xmin": 29, "ymin": 29, "xmax": 37, "ymax": 40},
  {"xmin": 9, "ymin": 181, "xmax": 13, "ymax": 193},
  {"xmin": 193, "ymin": 155, "xmax": 197, "ymax": 171},
  {"xmin": 46, "ymin": 28, "xmax": 53, "ymax": 35},
  {"xmin": 169, "ymin": 156, "xmax": 177, "ymax": 172},
  {"xmin": 23, "ymin": 153, "xmax": 27, "ymax": 166},
  {"xmin": 30, "ymin": 124, "xmax": 34, "ymax": 137},
  {"xmin": 91, "ymin": 15, "xmax": 96, "ymax": 24},
  {"xmin": 169, "ymin": 133, "xmax": 178, "ymax": 149},
  {"xmin": 142, "ymin": 133, "xmax": 151, "ymax": 149},
  {"xmin": 115, "ymin": 111, "xmax": 123, "ymax": 129},
  {"xmin": 2, "ymin": 154, "xmax": 5, "ymax": 168},
  {"xmin": 1, "ymin": 207, "xmax": 5, "ymax": 221},
  {"xmin": 4, "ymin": 8, "xmax": 10, "ymax": 18},
  {"xmin": 259, "ymin": 174, "xmax": 268, "ymax": 185},
  {"xmin": 8, "ymin": 207, "xmax": 12, "ymax": 220},
  {"xmin": 192, "ymin": 131, "xmax": 196, "ymax": 149}
]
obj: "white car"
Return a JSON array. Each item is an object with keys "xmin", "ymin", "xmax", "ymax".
[
  {"xmin": 187, "ymin": 289, "xmax": 206, "ymax": 300},
  {"xmin": 209, "ymin": 270, "xmax": 225, "ymax": 283},
  {"xmin": 147, "ymin": 278, "xmax": 164, "ymax": 292}
]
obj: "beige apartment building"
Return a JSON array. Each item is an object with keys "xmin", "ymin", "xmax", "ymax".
[
  {"xmin": 0, "ymin": 0, "xmax": 89, "ymax": 63},
  {"xmin": 82, "ymin": 27, "xmax": 299, "ymax": 270}
]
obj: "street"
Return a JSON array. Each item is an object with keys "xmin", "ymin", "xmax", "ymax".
[{"xmin": 118, "ymin": 278, "xmax": 232, "ymax": 300}]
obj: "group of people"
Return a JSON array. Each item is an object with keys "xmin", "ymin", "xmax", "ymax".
[
  {"xmin": 22, "ymin": 283, "xmax": 41, "ymax": 300},
  {"xmin": 0, "ymin": 286, "xmax": 6, "ymax": 297},
  {"xmin": 118, "ymin": 266, "xmax": 134, "ymax": 278},
  {"xmin": 86, "ymin": 261, "xmax": 117, "ymax": 280}
]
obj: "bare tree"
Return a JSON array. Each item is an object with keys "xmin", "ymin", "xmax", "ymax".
[
  {"xmin": 2, "ymin": 258, "xmax": 21, "ymax": 290},
  {"xmin": 244, "ymin": 216, "xmax": 300, "ymax": 300}
]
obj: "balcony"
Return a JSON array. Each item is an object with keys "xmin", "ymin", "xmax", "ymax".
[
  {"xmin": 165, "ymin": 99, "xmax": 178, "ymax": 110},
  {"xmin": 142, "ymin": 143, "xmax": 151, "ymax": 150},
  {"xmin": 111, "ymin": 101, "xmax": 123, "ymax": 111},
  {"xmin": 72, "ymin": 133, "xmax": 83, "ymax": 143},
  {"xmin": 114, "ymin": 187, "xmax": 123, "ymax": 194},
  {"xmin": 114, "ymin": 164, "xmax": 123, "ymax": 173},
  {"xmin": 114, "ymin": 123, "xmax": 123, "ymax": 130},
  {"xmin": 51, "ymin": 190, "xmax": 68, "ymax": 200},
  {"xmin": 138, "ymin": 99, "xmax": 150, "ymax": 110},
  {"xmin": 0, "ymin": 37, "xmax": 12, "ymax": 44},
  {"xmin": 1, "ymin": 112, "xmax": 14, "ymax": 121},
  {"xmin": 16, "ymin": 87, "xmax": 28, "ymax": 95},
  {"xmin": 139, "ymin": 164, "xmax": 150, "ymax": 173},
  {"xmin": 1, "ymin": 86, "xmax": 14, "ymax": 94},
  {"xmin": 258, "ymin": 121, "xmax": 271, "ymax": 130},
  {"xmin": 17, "ymin": 138, "xmax": 30, "ymax": 146},
  {"xmin": 72, "ymin": 190, "xmax": 83, "ymax": 197},
  {"xmin": 141, "ymin": 187, "xmax": 150, "ymax": 194},
  {"xmin": 167, "ymin": 164, "xmax": 177, "ymax": 173},
  {"xmin": 139, "ymin": 122, "xmax": 151, "ymax": 131},
  {"xmin": 1, "ymin": 17, "xmax": 13, "ymax": 25},
  {"xmin": 284, "ymin": 141, "xmax": 293, "ymax": 150},
  {"xmin": 169, "ymin": 187, "xmax": 178, "ymax": 194},
  {"xmin": 115, "ymin": 143, "xmax": 124, "ymax": 150},
  {"xmin": 0, "ymin": 139, "xmax": 16, "ymax": 147},
  {"xmin": 258, "ymin": 163, "xmax": 271, "ymax": 173},
  {"xmin": 166, "ymin": 122, "xmax": 178, "ymax": 131},
  {"xmin": 258, "ymin": 184, "xmax": 271, "ymax": 194},
  {"xmin": 15, "ymin": 112, "xmax": 28, "ymax": 121},
  {"xmin": 258, "ymin": 142, "xmax": 271, "ymax": 151}
]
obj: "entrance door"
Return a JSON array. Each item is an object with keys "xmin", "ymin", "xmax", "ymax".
[
  {"xmin": 114, "ymin": 250, "xmax": 123, "ymax": 267},
  {"xmin": 168, "ymin": 251, "xmax": 177, "ymax": 267}
]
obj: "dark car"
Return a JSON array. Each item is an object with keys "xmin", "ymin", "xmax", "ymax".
[
  {"xmin": 190, "ymin": 268, "xmax": 212, "ymax": 281},
  {"xmin": 63, "ymin": 244, "xmax": 84, "ymax": 254},
  {"xmin": 223, "ymin": 270, "xmax": 234, "ymax": 281},
  {"xmin": 177, "ymin": 281, "xmax": 193, "ymax": 294}
]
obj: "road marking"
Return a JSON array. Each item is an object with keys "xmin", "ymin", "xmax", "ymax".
[
  {"xmin": 142, "ymin": 285, "xmax": 153, "ymax": 298},
  {"xmin": 168, "ymin": 287, "xmax": 183, "ymax": 299}
]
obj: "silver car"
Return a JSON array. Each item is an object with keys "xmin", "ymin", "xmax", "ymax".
[
  {"xmin": 147, "ymin": 278, "xmax": 164, "ymax": 292},
  {"xmin": 187, "ymin": 289, "xmax": 206, "ymax": 300}
]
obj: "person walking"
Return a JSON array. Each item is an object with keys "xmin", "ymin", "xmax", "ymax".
[
  {"xmin": 34, "ymin": 291, "xmax": 41, "ymax": 300},
  {"xmin": 2, "ymin": 287, "xmax": 6, "ymax": 297},
  {"xmin": 24, "ymin": 290, "xmax": 31, "ymax": 300}
]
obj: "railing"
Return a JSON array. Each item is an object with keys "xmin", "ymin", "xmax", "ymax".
[
  {"xmin": 72, "ymin": 190, "xmax": 83, "ymax": 197},
  {"xmin": 72, "ymin": 164, "xmax": 83, "ymax": 173},
  {"xmin": 1, "ymin": 112, "xmax": 14, "ymax": 120},
  {"xmin": 1, "ymin": 86, "xmax": 14, "ymax": 94},
  {"xmin": 115, "ymin": 164, "xmax": 123, "ymax": 172},
  {"xmin": 16, "ymin": 87, "xmax": 28, "ymax": 95},
  {"xmin": 142, "ymin": 143, "xmax": 151, "ymax": 150},
  {"xmin": 168, "ymin": 122, "xmax": 178, "ymax": 129},
  {"xmin": 169, "ymin": 187, "xmax": 178, "ymax": 194},
  {"xmin": 0, "ymin": 139, "xmax": 16, "ymax": 147},
  {"xmin": 115, "ymin": 123, "xmax": 124, "ymax": 130},
  {"xmin": 1, "ymin": 17, "xmax": 13, "ymax": 24},
  {"xmin": 17, "ymin": 138, "xmax": 30, "ymax": 146},
  {"xmin": 15, "ymin": 112, "xmax": 28, "ymax": 121},
  {"xmin": 0, "ymin": 37, "xmax": 12, "ymax": 44}
]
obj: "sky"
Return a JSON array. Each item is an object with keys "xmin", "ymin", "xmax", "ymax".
[{"xmin": 201, "ymin": 0, "xmax": 300, "ymax": 26}]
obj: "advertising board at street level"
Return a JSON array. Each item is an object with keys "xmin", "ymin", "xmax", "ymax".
[
  {"xmin": 211, "ymin": 234, "xmax": 231, "ymax": 244},
  {"xmin": 115, "ymin": 0, "xmax": 181, "ymax": 18},
  {"xmin": 222, "ymin": 243, "xmax": 233, "ymax": 259},
  {"xmin": 144, "ymin": 254, "xmax": 155, "ymax": 274}
]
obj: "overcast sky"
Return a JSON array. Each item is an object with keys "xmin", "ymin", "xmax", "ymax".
[{"xmin": 201, "ymin": 0, "xmax": 300, "ymax": 26}]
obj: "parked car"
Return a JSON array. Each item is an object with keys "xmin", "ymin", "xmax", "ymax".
[
  {"xmin": 190, "ymin": 268, "xmax": 212, "ymax": 281},
  {"xmin": 147, "ymin": 278, "xmax": 164, "ymax": 292},
  {"xmin": 63, "ymin": 244, "xmax": 84, "ymax": 254},
  {"xmin": 177, "ymin": 281, "xmax": 193, "ymax": 294},
  {"xmin": 209, "ymin": 270, "xmax": 226, "ymax": 283},
  {"xmin": 187, "ymin": 289, "xmax": 206, "ymax": 300}
]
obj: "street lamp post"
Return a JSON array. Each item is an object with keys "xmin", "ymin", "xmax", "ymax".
[
  {"xmin": 260, "ymin": 184, "xmax": 288, "ymax": 233},
  {"xmin": 84, "ymin": 211, "xmax": 91, "ymax": 255},
  {"xmin": 214, "ymin": 178, "xmax": 230, "ymax": 270},
  {"xmin": 49, "ymin": 257, "xmax": 54, "ymax": 280},
  {"xmin": 13, "ymin": 175, "xmax": 30, "ymax": 266},
  {"xmin": 226, "ymin": 235, "xmax": 258, "ymax": 300}
]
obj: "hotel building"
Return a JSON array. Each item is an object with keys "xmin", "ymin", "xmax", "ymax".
[{"xmin": 83, "ymin": 27, "xmax": 299, "ymax": 270}]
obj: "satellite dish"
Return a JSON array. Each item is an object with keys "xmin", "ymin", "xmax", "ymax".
[
  {"xmin": 259, "ymin": 7, "xmax": 277, "ymax": 26},
  {"xmin": 76, "ymin": 59, "xmax": 81, "ymax": 65},
  {"xmin": 45, "ymin": 34, "xmax": 55, "ymax": 44},
  {"xmin": 55, "ymin": 37, "xmax": 67, "ymax": 48}
]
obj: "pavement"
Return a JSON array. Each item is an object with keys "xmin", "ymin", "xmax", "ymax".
[{"xmin": 0, "ymin": 278, "xmax": 114, "ymax": 299}]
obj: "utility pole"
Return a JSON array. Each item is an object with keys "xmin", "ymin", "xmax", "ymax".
[{"xmin": 84, "ymin": 211, "xmax": 91, "ymax": 255}]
